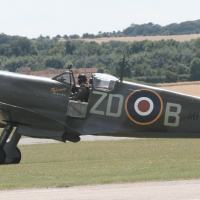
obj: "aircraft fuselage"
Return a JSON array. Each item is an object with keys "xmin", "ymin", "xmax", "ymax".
[{"xmin": 0, "ymin": 70, "xmax": 200, "ymax": 138}]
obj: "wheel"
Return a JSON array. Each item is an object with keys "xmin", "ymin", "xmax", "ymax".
[
  {"xmin": 0, "ymin": 147, "xmax": 6, "ymax": 164},
  {"xmin": 5, "ymin": 147, "xmax": 21, "ymax": 164},
  {"xmin": 13, "ymin": 147, "xmax": 21, "ymax": 164}
]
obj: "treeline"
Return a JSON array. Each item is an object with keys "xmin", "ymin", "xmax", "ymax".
[
  {"xmin": 19, "ymin": 19, "xmax": 200, "ymax": 40},
  {"xmin": 83, "ymin": 20, "xmax": 200, "ymax": 38},
  {"xmin": 50, "ymin": 20, "xmax": 200, "ymax": 39},
  {"xmin": 54, "ymin": 20, "xmax": 200, "ymax": 39},
  {"xmin": 1, "ymin": 33, "xmax": 200, "ymax": 83}
]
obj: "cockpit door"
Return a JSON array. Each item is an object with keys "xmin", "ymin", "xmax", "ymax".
[{"xmin": 54, "ymin": 70, "xmax": 89, "ymax": 119}]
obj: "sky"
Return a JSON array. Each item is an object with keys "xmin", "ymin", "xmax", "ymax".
[{"xmin": 0, "ymin": 0, "xmax": 200, "ymax": 39}]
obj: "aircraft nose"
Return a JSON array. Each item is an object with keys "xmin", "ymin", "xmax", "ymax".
[{"xmin": 0, "ymin": 72, "xmax": 15, "ymax": 100}]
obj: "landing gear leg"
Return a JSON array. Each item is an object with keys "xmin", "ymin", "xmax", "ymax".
[
  {"xmin": 0, "ymin": 124, "xmax": 14, "ymax": 164},
  {"xmin": 3, "ymin": 127, "xmax": 21, "ymax": 164},
  {"xmin": 0, "ymin": 124, "xmax": 22, "ymax": 165}
]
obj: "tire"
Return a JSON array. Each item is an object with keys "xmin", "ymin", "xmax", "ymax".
[
  {"xmin": 5, "ymin": 147, "xmax": 21, "ymax": 164},
  {"xmin": 13, "ymin": 147, "xmax": 21, "ymax": 164}
]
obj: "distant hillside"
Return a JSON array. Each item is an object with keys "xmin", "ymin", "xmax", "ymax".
[
  {"xmin": 81, "ymin": 20, "xmax": 200, "ymax": 39},
  {"xmin": 122, "ymin": 20, "xmax": 200, "ymax": 36},
  {"xmin": 1, "ymin": 19, "xmax": 200, "ymax": 40}
]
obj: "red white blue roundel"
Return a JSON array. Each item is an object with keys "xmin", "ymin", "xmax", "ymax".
[{"xmin": 125, "ymin": 89, "xmax": 163, "ymax": 125}]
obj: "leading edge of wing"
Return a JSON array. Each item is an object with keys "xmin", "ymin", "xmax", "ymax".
[{"xmin": 0, "ymin": 102, "xmax": 65, "ymax": 131}]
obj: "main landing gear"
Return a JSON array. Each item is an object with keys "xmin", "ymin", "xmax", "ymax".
[{"xmin": 0, "ymin": 124, "xmax": 21, "ymax": 165}]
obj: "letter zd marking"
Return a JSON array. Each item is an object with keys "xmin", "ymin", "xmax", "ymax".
[
  {"xmin": 90, "ymin": 91, "xmax": 107, "ymax": 115},
  {"xmin": 90, "ymin": 91, "xmax": 124, "ymax": 117}
]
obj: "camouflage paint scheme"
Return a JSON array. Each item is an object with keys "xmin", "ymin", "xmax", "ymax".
[{"xmin": 0, "ymin": 69, "xmax": 199, "ymax": 164}]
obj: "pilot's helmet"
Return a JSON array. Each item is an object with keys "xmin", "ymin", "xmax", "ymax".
[{"xmin": 78, "ymin": 74, "xmax": 87, "ymax": 84}]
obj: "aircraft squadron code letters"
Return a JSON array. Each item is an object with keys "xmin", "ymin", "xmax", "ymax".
[{"xmin": 90, "ymin": 90, "xmax": 182, "ymax": 127}]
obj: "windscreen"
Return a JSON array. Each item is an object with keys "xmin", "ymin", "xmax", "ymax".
[
  {"xmin": 53, "ymin": 71, "xmax": 74, "ymax": 85},
  {"xmin": 93, "ymin": 73, "xmax": 118, "ymax": 92}
]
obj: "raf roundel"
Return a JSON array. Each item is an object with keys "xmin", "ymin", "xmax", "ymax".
[{"xmin": 125, "ymin": 89, "xmax": 163, "ymax": 125}]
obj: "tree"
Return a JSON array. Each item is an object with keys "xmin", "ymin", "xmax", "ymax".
[
  {"xmin": 165, "ymin": 71, "xmax": 178, "ymax": 83},
  {"xmin": 65, "ymin": 41, "xmax": 76, "ymax": 55},
  {"xmin": 190, "ymin": 58, "xmax": 200, "ymax": 80},
  {"xmin": 69, "ymin": 34, "xmax": 80, "ymax": 39},
  {"xmin": 134, "ymin": 64, "xmax": 145, "ymax": 76},
  {"xmin": 194, "ymin": 38, "xmax": 200, "ymax": 49},
  {"xmin": 128, "ymin": 41, "xmax": 145, "ymax": 54},
  {"xmin": 82, "ymin": 33, "xmax": 89, "ymax": 38},
  {"xmin": 63, "ymin": 35, "xmax": 68, "ymax": 40},
  {"xmin": 55, "ymin": 35, "xmax": 61, "ymax": 39},
  {"xmin": 45, "ymin": 56, "xmax": 64, "ymax": 69},
  {"xmin": 3, "ymin": 58, "xmax": 24, "ymax": 72},
  {"xmin": 11, "ymin": 37, "xmax": 32, "ymax": 56},
  {"xmin": 0, "ymin": 44, "xmax": 12, "ymax": 56},
  {"xmin": 48, "ymin": 42, "xmax": 65, "ymax": 55},
  {"xmin": 114, "ymin": 57, "xmax": 133, "ymax": 78}
]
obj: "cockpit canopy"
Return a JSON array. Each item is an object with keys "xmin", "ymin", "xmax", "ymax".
[
  {"xmin": 52, "ymin": 70, "xmax": 74, "ymax": 85},
  {"xmin": 53, "ymin": 71, "xmax": 119, "ymax": 92},
  {"xmin": 92, "ymin": 73, "xmax": 119, "ymax": 92}
]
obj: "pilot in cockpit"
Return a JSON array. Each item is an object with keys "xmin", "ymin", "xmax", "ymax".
[{"xmin": 70, "ymin": 74, "xmax": 89, "ymax": 102}]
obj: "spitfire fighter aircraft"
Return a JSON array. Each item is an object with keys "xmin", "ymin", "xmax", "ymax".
[{"xmin": 0, "ymin": 64, "xmax": 200, "ymax": 164}]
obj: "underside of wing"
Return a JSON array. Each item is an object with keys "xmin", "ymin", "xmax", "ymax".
[{"xmin": 0, "ymin": 102, "xmax": 81, "ymax": 142}]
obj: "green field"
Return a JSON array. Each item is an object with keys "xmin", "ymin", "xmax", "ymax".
[{"xmin": 1, "ymin": 138, "xmax": 200, "ymax": 190}]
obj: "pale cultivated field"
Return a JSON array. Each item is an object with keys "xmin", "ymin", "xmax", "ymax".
[
  {"xmin": 78, "ymin": 34, "xmax": 200, "ymax": 43},
  {"xmin": 158, "ymin": 82, "xmax": 200, "ymax": 97}
]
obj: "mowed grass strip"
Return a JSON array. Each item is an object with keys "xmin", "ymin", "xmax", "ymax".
[{"xmin": 1, "ymin": 138, "xmax": 200, "ymax": 190}]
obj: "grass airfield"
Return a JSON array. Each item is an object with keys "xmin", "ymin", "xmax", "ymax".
[{"xmin": 1, "ymin": 139, "xmax": 200, "ymax": 190}]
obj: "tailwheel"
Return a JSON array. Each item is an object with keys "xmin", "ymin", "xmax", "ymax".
[
  {"xmin": 0, "ymin": 147, "xmax": 6, "ymax": 164},
  {"xmin": 5, "ymin": 147, "xmax": 21, "ymax": 164}
]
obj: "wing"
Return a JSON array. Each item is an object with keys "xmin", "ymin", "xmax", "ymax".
[
  {"xmin": 0, "ymin": 102, "xmax": 81, "ymax": 142},
  {"xmin": 0, "ymin": 102, "xmax": 64, "ymax": 131}
]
